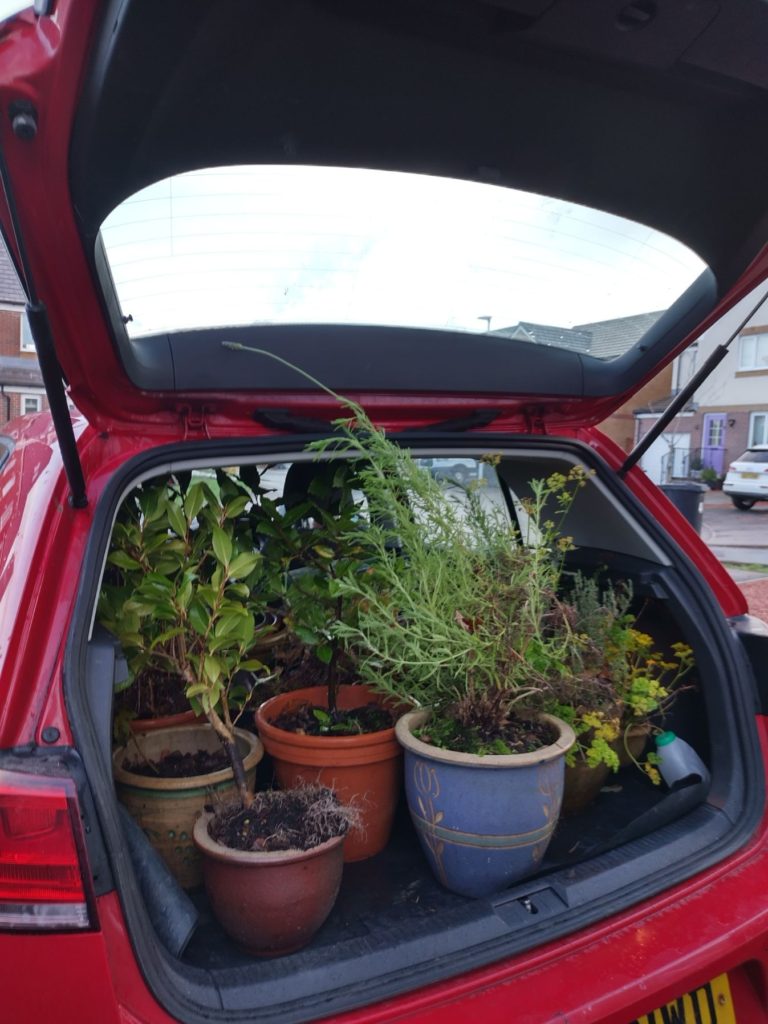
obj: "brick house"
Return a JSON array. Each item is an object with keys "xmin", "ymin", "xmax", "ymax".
[
  {"xmin": 0, "ymin": 243, "xmax": 48, "ymax": 426},
  {"xmin": 633, "ymin": 298, "xmax": 768, "ymax": 483},
  {"xmin": 491, "ymin": 312, "xmax": 671, "ymax": 454}
]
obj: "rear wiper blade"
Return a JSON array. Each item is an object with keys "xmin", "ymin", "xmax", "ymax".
[
  {"xmin": 252, "ymin": 409, "xmax": 341, "ymax": 433},
  {"xmin": 253, "ymin": 406, "xmax": 502, "ymax": 435},
  {"xmin": 407, "ymin": 408, "xmax": 502, "ymax": 433}
]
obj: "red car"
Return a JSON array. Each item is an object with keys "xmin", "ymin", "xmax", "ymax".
[{"xmin": 1, "ymin": 1, "xmax": 768, "ymax": 1021}]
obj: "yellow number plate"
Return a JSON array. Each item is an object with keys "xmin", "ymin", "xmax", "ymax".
[
  {"xmin": 740, "ymin": 471, "xmax": 759, "ymax": 479},
  {"xmin": 632, "ymin": 973, "xmax": 736, "ymax": 1024}
]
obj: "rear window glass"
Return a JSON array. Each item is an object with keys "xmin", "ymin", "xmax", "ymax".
[
  {"xmin": 738, "ymin": 450, "xmax": 768, "ymax": 463},
  {"xmin": 100, "ymin": 166, "xmax": 706, "ymax": 360}
]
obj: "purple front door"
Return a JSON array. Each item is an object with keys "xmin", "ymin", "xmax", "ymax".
[{"xmin": 702, "ymin": 413, "xmax": 727, "ymax": 475}]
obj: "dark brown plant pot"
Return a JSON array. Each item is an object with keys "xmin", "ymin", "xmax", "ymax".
[
  {"xmin": 255, "ymin": 685, "xmax": 402, "ymax": 862},
  {"xmin": 562, "ymin": 759, "xmax": 611, "ymax": 816},
  {"xmin": 193, "ymin": 812, "xmax": 345, "ymax": 957}
]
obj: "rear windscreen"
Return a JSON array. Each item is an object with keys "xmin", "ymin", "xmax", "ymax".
[{"xmin": 100, "ymin": 166, "xmax": 706, "ymax": 360}]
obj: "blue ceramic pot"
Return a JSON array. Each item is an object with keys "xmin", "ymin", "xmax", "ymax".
[{"xmin": 395, "ymin": 710, "xmax": 575, "ymax": 898}]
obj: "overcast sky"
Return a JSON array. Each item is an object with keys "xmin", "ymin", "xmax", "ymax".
[{"xmin": 102, "ymin": 166, "xmax": 706, "ymax": 340}]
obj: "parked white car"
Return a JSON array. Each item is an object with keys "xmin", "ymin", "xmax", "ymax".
[{"xmin": 722, "ymin": 445, "xmax": 768, "ymax": 509}]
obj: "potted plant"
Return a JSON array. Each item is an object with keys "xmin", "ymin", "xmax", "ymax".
[
  {"xmin": 309, "ymin": 411, "xmax": 581, "ymax": 896},
  {"xmin": 100, "ymin": 471, "xmax": 282, "ymax": 737},
  {"xmin": 549, "ymin": 574, "xmax": 695, "ymax": 813},
  {"xmin": 700, "ymin": 466, "xmax": 723, "ymax": 490},
  {"xmin": 107, "ymin": 470, "xmax": 276, "ymax": 886},
  {"xmin": 193, "ymin": 783, "xmax": 359, "ymax": 956},
  {"xmin": 254, "ymin": 462, "xmax": 403, "ymax": 862},
  {"xmin": 223, "ymin": 345, "xmax": 582, "ymax": 896}
]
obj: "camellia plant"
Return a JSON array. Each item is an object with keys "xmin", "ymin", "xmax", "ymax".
[{"xmin": 98, "ymin": 471, "xmax": 273, "ymax": 806}]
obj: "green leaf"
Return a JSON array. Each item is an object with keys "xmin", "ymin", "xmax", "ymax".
[
  {"xmin": 188, "ymin": 601, "xmax": 209, "ymax": 636},
  {"xmin": 212, "ymin": 526, "xmax": 233, "ymax": 566},
  {"xmin": 214, "ymin": 611, "xmax": 247, "ymax": 639},
  {"xmin": 294, "ymin": 626, "xmax": 320, "ymax": 646},
  {"xmin": 239, "ymin": 659, "xmax": 267, "ymax": 672},
  {"xmin": 312, "ymin": 545, "xmax": 335, "ymax": 560},
  {"xmin": 166, "ymin": 500, "xmax": 187, "ymax": 539},
  {"xmin": 152, "ymin": 559, "xmax": 183, "ymax": 576},
  {"xmin": 228, "ymin": 551, "xmax": 260, "ymax": 579},
  {"xmin": 316, "ymin": 643, "xmax": 334, "ymax": 664},
  {"xmin": 107, "ymin": 551, "xmax": 142, "ymax": 571},
  {"xmin": 203, "ymin": 656, "xmax": 222, "ymax": 684},
  {"xmin": 196, "ymin": 585, "xmax": 218, "ymax": 610},
  {"xmin": 186, "ymin": 682, "xmax": 209, "ymax": 699},
  {"xmin": 225, "ymin": 495, "xmax": 250, "ymax": 519},
  {"xmin": 149, "ymin": 627, "xmax": 184, "ymax": 650},
  {"xmin": 177, "ymin": 576, "xmax": 194, "ymax": 610},
  {"xmin": 183, "ymin": 482, "xmax": 206, "ymax": 523}
]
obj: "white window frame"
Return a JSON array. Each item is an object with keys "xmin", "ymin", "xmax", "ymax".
[
  {"xmin": 20, "ymin": 394, "xmax": 42, "ymax": 415},
  {"xmin": 19, "ymin": 313, "xmax": 35, "ymax": 353},
  {"xmin": 749, "ymin": 411, "xmax": 768, "ymax": 447},
  {"xmin": 738, "ymin": 332, "xmax": 768, "ymax": 371}
]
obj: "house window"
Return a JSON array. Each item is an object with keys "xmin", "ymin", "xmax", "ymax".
[
  {"xmin": 21, "ymin": 394, "xmax": 42, "ymax": 415},
  {"xmin": 674, "ymin": 342, "xmax": 698, "ymax": 392},
  {"xmin": 19, "ymin": 314, "xmax": 35, "ymax": 353},
  {"xmin": 738, "ymin": 332, "xmax": 768, "ymax": 371},
  {"xmin": 750, "ymin": 412, "xmax": 768, "ymax": 446}
]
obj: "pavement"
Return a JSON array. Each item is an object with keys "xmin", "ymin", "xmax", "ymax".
[
  {"xmin": 701, "ymin": 489, "xmax": 768, "ymax": 578},
  {"xmin": 698, "ymin": 489, "xmax": 768, "ymax": 617}
]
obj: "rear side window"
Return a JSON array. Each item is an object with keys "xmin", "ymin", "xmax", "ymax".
[
  {"xmin": 0, "ymin": 438, "xmax": 11, "ymax": 473},
  {"xmin": 738, "ymin": 450, "xmax": 768, "ymax": 463}
]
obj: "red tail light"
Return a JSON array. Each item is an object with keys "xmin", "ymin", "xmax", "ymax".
[{"xmin": 0, "ymin": 770, "xmax": 94, "ymax": 930}]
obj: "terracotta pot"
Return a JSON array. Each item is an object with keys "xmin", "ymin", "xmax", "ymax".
[
  {"xmin": 129, "ymin": 708, "xmax": 201, "ymax": 735},
  {"xmin": 113, "ymin": 724, "xmax": 263, "ymax": 889},
  {"xmin": 255, "ymin": 685, "xmax": 402, "ymax": 862},
  {"xmin": 562, "ymin": 759, "xmax": 611, "ymax": 815},
  {"xmin": 193, "ymin": 811, "xmax": 344, "ymax": 957},
  {"xmin": 615, "ymin": 721, "xmax": 651, "ymax": 768},
  {"xmin": 396, "ymin": 710, "xmax": 575, "ymax": 898}
]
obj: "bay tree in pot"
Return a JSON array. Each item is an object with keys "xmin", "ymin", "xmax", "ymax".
[{"xmin": 253, "ymin": 461, "xmax": 402, "ymax": 862}]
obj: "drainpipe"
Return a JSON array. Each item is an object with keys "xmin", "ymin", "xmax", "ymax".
[{"xmin": 0, "ymin": 384, "xmax": 10, "ymax": 425}]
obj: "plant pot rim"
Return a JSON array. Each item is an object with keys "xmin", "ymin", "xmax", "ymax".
[
  {"xmin": 256, "ymin": 685, "xmax": 398, "ymax": 749},
  {"xmin": 193, "ymin": 810, "xmax": 346, "ymax": 865},
  {"xmin": 129, "ymin": 708, "xmax": 203, "ymax": 734},
  {"xmin": 395, "ymin": 708, "xmax": 575, "ymax": 767},
  {"xmin": 113, "ymin": 724, "xmax": 263, "ymax": 791}
]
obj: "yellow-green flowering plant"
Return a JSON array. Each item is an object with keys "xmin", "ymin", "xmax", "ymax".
[{"xmin": 548, "ymin": 575, "xmax": 694, "ymax": 780}]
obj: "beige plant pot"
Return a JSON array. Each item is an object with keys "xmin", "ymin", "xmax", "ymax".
[{"xmin": 113, "ymin": 724, "xmax": 263, "ymax": 889}]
